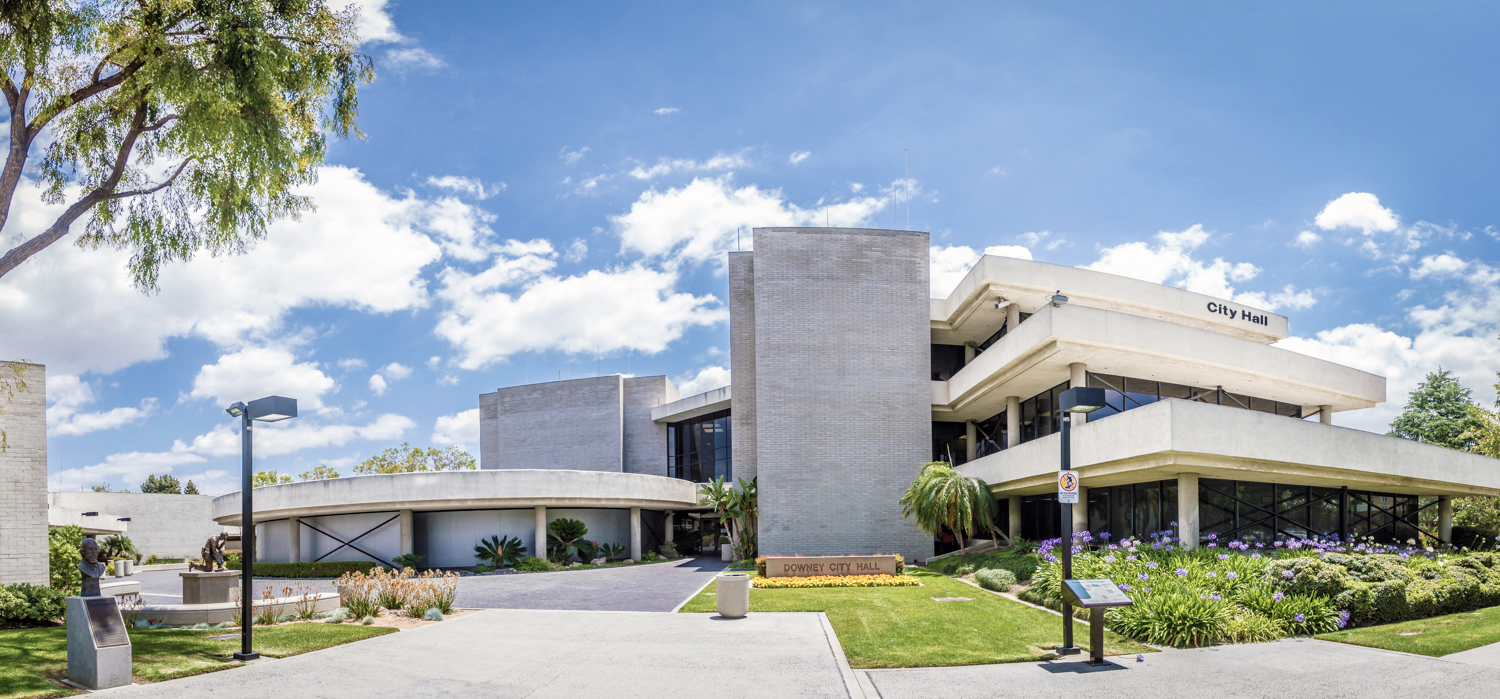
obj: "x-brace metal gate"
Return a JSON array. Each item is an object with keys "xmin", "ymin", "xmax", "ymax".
[{"xmin": 301, "ymin": 515, "xmax": 398, "ymax": 569}]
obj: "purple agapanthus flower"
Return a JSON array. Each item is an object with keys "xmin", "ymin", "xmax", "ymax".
[
  {"xmin": 1138, "ymin": 573, "xmax": 1149, "ymax": 581},
  {"xmin": 1218, "ymin": 554, "xmax": 1229, "ymax": 560},
  {"xmin": 1208, "ymin": 593, "xmax": 1221, "ymax": 601},
  {"xmin": 1175, "ymin": 568, "xmax": 1189, "ymax": 577},
  {"xmin": 1273, "ymin": 592, "xmax": 1284, "ymax": 601},
  {"xmin": 1104, "ymin": 556, "xmax": 1117, "ymax": 563},
  {"xmin": 1282, "ymin": 569, "xmax": 1295, "ymax": 579},
  {"xmin": 1337, "ymin": 611, "xmax": 1350, "ymax": 629},
  {"xmin": 1147, "ymin": 561, "xmax": 1159, "ymax": 569},
  {"xmin": 1207, "ymin": 534, "xmax": 1218, "ymax": 541},
  {"xmin": 1206, "ymin": 572, "xmax": 1218, "ymax": 578},
  {"xmin": 1294, "ymin": 613, "xmax": 1305, "ymax": 623},
  {"xmin": 1206, "ymin": 543, "xmax": 1216, "ymax": 549},
  {"xmin": 1227, "ymin": 572, "xmax": 1237, "ymax": 580},
  {"xmin": 1120, "ymin": 583, "xmax": 1132, "ymax": 591}
]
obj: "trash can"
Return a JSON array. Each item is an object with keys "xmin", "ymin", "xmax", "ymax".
[
  {"xmin": 716, "ymin": 573, "xmax": 750, "ymax": 619},
  {"xmin": 721, "ymin": 543, "xmax": 733, "ymax": 562},
  {"xmin": 120, "ymin": 560, "xmax": 132, "ymax": 576}
]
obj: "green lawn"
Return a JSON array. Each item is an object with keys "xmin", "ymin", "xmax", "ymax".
[
  {"xmin": 1318, "ymin": 605, "xmax": 1500, "ymax": 657},
  {"xmin": 679, "ymin": 569, "xmax": 1153, "ymax": 668},
  {"xmin": 0, "ymin": 622, "xmax": 395, "ymax": 698}
]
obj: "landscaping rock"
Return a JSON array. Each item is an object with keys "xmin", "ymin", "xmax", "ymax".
[
  {"xmin": 569, "ymin": 562, "xmax": 582, "ymax": 568},
  {"xmin": 623, "ymin": 559, "xmax": 634, "ymax": 564},
  {"xmin": 590, "ymin": 557, "xmax": 607, "ymax": 566}
]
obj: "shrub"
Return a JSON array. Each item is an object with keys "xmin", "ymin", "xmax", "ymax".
[
  {"xmin": 955, "ymin": 564, "xmax": 976, "ymax": 576},
  {"xmin": 323, "ymin": 610, "xmax": 349, "ymax": 624},
  {"xmin": 599, "ymin": 542, "xmax": 626, "ymax": 561},
  {"xmin": 0, "ymin": 583, "xmax": 67, "ymax": 627},
  {"xmin": 392, "ymin": 553, "xmax": 425, "ymax": 569},
  {"xmin": 975, "ymin": 568, "xmax": 1017, "ymax": 592},
  {"xmin": 48, "ymin": 525, "xmax": 83, "ymax": 595},
  {"xmin": 1455, "ymin": 526, "xmax": 1499, "ymax": 551},
  {"xmin": 659, "ymin": 541, "xmax": 681, "ymax": 559},
  {"xmin": 1223, "ymin": 611, "xmax": 1285, "ymax": 644},
  {"xmin": 423, "ymin": 608, "xmax": 443, "ymax": 621},
  {"xmin": 1106, "ymin": 583, "xmax": 1232, "ymax": 647},
  {"xmin": 516, "ymin": 556, "xmax": 556, "ymax": 572},
  {"xmin": 546, "ymin": 518, "xmax": 591, "ymax": 562},
  {"xmin": 361, "ymin": 616, "xmax": 375, "ymax": 625},
  {"xmin": 474, "ymin": 565, "xmax": 492, "ymax": 573},
  {"xmin": 1263, "ymin": 557, "xmax": 1350, "ymax": 598},
  {"xmin": 927, "ymin": 551, "xmax": 1038, "ymax": 581},
  {"xmin": 224, "ymin": 560, "xmax": 378, "ymax": 578}
]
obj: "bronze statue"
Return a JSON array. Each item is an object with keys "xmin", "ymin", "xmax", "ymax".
[
  {"xmin": 190, "ymin": 533, "xmax": 230, "ymax": 572},
  {"xmin": 78, "ymin": 538, "xmax": 106, "ymax": 597}
]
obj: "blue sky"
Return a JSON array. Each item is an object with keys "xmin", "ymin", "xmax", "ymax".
[{"xmin": 4, "ymin": 2, "xmax": 1499, "ymax": 495}]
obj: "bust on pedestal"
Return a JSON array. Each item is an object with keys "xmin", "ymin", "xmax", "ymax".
[{"xmin": 67, "ymin": 538, "xmax": 132, "ymax": 690}]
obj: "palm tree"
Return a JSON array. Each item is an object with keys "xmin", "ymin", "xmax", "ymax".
[
  {"xmin": 699, "ymin": 477, "xmax": 743, "ymax": 552},
  {"xmin": 731, "ymin": 477, "xmax": 758, "ymax": 558},
  {"xmin": 900, "ymin": 461, "xmax": 1002, "ymax": 547}
]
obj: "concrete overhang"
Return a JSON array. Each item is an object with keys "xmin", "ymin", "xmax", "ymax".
[
  {"xmin": 652, "ymin": 386, "xmax": 731, "ymax": 423},
  {"xmin": 212, "ymin": 469, "xmax": 703, "ymax": 526},
  {"xmin": 49, "ymin": 506, "xmax": 129, "ymax": 536},
  {"xmin": 932, "ymin": 255, "xmax": 1288, "ymax": 345},
  {"xmin": 956, "ymin": 399, "xmax": 1500, "ymax": 498},
  {"xmin": 931, "ymin": 303, "xmax": 1384, "ymax": 421}
]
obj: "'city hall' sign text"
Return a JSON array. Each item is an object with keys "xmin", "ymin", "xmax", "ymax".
[
  {"xmin": 1206, "ymin": 302, "xmax": 1269, "ymax": 327},
  {"xmin": 763, "ymin": 555, "xmax": 900, "ymax": 577}
]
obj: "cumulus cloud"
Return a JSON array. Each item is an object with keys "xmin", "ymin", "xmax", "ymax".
[
  {"xmin": 929, "ymin": 244, "xmax": 1034, "ymax": 298},
  {"xmin": 368, "ymin": 374, "xmax": 388, "ymax": 396},
  {"xmin": 564, "ymin": 238, "xmax": 588, "ymax": 263},
  {"xmin": 560, "ymin": 146, "xmax": 589, "ymax": 164},
  {"xmin": 189, "ymin": 347, "xmax": 338, "ymax": 411},
  {"xmin": 653, "ymin": 107, "xmax": 679, "ymax": 115},
  {"xmin": 1314, "ymin": 193, "xmax": 1400, "ymax": 235},
  {"xmin": 626, "ymin": 151, "xmax": 753, "ymax": 181},
  {"xmin": 675, "ymin": 366, "xmax": 730, "ymax": 396},
  {"xmin": 788, "ymin": 151, "xmax": 811, "ymax": 165},
  {"xmin": 46, "ymin": 375, "xmax": 156, "ymax": 437},
  {"xmin": 383, "ymin": 46, "xmax": 445, "ymax": 73},
  {"xmin": 47, "ymin": 450, "xmax": 206, "ymax": 492},
  {"xmin": 338, "ymin": 358, "xmax": 368, "ymax": 371},
  {"xmin": 432, "ymin": 408, "xmax": 479, "ymax": 448},
  {"xmin": 173, "ymin": 413, "xmax": 416, "ymax": 458},
  {"xmin": 1294, "ymin": 231, "xmax": 1321, "ymax": 248},
  {"xmin": 340, "ymin": 0, "xmax": 401, "ymax": 44},
  {"xmin": 1018, "ymin": 230, "xmax": 1069, "ymax": 251},
  {"xmin": 609, "ymin": 176, "xmax": 888, "ymax": 269},
  {"xmin": 1086, "ymin": 225, "xmax": 1314, "ymax": 312},
  {"xmin": 380, "ymin": 363, "xmax": 413, "ymax": 381},
  {"xmin": 1310, "ymin": 192, "xmax": 1460, "ymax": 260},
  {"xmin": 425, "ymin": 175, "xmax": 505, "ymax": 200},
  {"xmin": 1410, "ymin": 253, "xmax": 1469, "ymax": 279}
]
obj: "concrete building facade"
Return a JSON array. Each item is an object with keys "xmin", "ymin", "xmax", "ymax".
[
  {"xmin": 0, "ymin": 361, "xmax": 47, "ymax": 585},
  {"xmin": 48, "ymin": 492, "xmax": 223, "ymax": 560}
]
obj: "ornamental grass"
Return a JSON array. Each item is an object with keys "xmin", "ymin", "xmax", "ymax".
[
  {"xmin": 752, "ymin": 574, "xmax": 921, "ymax": 589},
  {"xmin": 336, "ymin": 567, "xmax": 460, "ymax": 620}
]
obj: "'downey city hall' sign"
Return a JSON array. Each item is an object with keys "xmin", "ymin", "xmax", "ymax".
[{"xmin": 763, "ymin": 555, "xmax": 900, "ymax": 577}]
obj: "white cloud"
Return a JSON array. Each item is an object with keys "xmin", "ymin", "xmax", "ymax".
[
  {"xmin": 675, "ymin": 366, "xmax": 730, "ymax": 396},
  {"xmin": 1294, "ymin": 231, "xmax": 1321, "ymax": 248},
  {"xmin": 1086, "ymin": 225, "xmax": 1313, "ymax": 312},
  {"xmin": 47, "ymin": 450, "xmax": 206, "ymax": 492},
  {"xmin": 425, "ymin": 175, "xmax": 504, "ymax": 200},
  {"xmin": 626, "ymin": 151, "xmax": 753, "ymax": 181},
  {"xmin": 1410, "ymin": 253, "xmax": 1469, "ymax": 279},
  {"xmin": 426, "ymin": 356, "xmax": 442, "ymax": 369},
  {"xmin": 609, "ymin": 176, "xmax": 887, "ymax": 269},
  {"xmin": 789, "ymin": 151, "xmax": 811, "ymax": 165},
  {"xmin": 189, "ymin": 347, "xmax": 337, "ymax": 411},
  {"xmin": 564, "ymin": 238, "xmax": 588, "ymax": 263},
  {"xmin": 1017, "ymin": 230, "xmax": 1068, "ymax": 251},
  {"xmin": 653, "ymin": 107, "xmax": 679, "ymax": 115},
  {"xmin": 560, "ymin": 147, "xmax": 589, "ymax": 164},
  {"xmin": 1314, "ymin": 192, "xmax": 1400, "ymax": 235},
  {"xmin": 929, "ymin": 244, "xmax": 1034, "ymax": 298},
  {"xmin": 46, "ymin": 374, "xmax": 156, "ymax": 436},
  {"xmin": 172, "ymin": 413, "xmax": 416, "ymax": 458},
  {"xmin": 432, "ymin": 408, "xmax": 479, "ymax": 448},
  {"xmin": 0, "ymin": 166, "xmax": 446, "ymax": 376},
  {"xmin": 338, "ymin": 358, "xmax": 368, "ymax": 371},
  {"xmin": 383, "ymin": 46, "xmax": 445, "ymax": 73},
  {"xmin": 340, "ymin": 0, "xmax": 401, "ymax": 43},
  {"xmin": 368, "ymin": 374, "xmax": 388, "ymax": 396},
  {"xmin": 380, "ymin": 363, "xmax": 412, "ymax": 381}
]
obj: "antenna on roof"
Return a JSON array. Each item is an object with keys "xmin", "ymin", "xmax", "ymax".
[{"xmin": 905, "ymin": 149, "xmax": 911, "ymax": 231}]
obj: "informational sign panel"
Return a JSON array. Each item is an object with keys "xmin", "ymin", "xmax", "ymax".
[
  {"xmin": 1057, "ymin": 470, "xmax": 1080, "ymax": 504},
  {"xmin": 1061, "ymin": 579, "xmax": 1134, "ymax": 608},
  {"xmin": 84, "ymin": 597, "xmax": 130, "ymax": 648}
]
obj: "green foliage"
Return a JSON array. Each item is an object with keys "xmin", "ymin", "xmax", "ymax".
[
  {"xmin": 1387, "ymin": 370, "xmax": 1484, "ymax": 450},
  {"xmin": 658, "ymin": 541, "xmax": 681, "ymax": 559},
  {"xmin": 423, "ymin": 608, "xmax": 443, "ymax": 621},
  {"xmin": 98, "ymin": 534, "xmax": 137, "ymax": 562},
  {"xmin": 546, "ymin": 518, "xmax": 590, "ymax": 562},
  {"xmin": 599, "ymin": 542, "xmax": 626, "ymax": 561},
  {"xmin": 516, "ymin": 556, "xmax": 558, "ymax": 572},
  {"xmin": 0, "ymin": 0, "xmax": 374, "ymax": 289},
  {"xmin": 391, "ymin": 553, "xmax": 424, "ymax": 569},
  {"xmin": 139, "ymin": 473, "xmax": 181, "ymax": 494},
  {"xmin": 183, "ymin": 480, "xmax": 199, "ymax": 495},
  {"xmin": 1454, "ymin": 525, "xmax": 1499, "ymax": 550},
  {"xmin": 1262, "ymin": 557, "xmax": 1353, "ymax": 598},
  {"xmin": 252, "ymin": 470, "xmax": 293, "ymax": 487},
  {"xmin": 0, "ymin": 583, "xmax": 67, "ymax": 626},
  {"xmin": 474, "ymin": 535, "xmax": 527, "ymax": 568},
  {"xmin": 925, "ymin": 551, "xmax": 1040, "ymax": 581},
  {"xmin": 91, "ymin": 482, "xmax": 125, "ymax": 492},
  {"xmin": 899, "ymin": 461, "xmax": 999, "ymax": 541},
  {"xmin": 974, "ymin": 568, "xmax": 1016, "ymax": 591},
  {"xmin": 341, "ymin": 593, "xmax": 378, "ymax": 620},
  {"xmin": 299, "ymin": 464, "xmax": 342, "ymax": 481},
  {"xmin": 955, "ymin": 564, "xmax": 975, "ymax": 576},
  {"xmin": 223, "ymin": 560, "xmax": 375, "ymax": 578},
  {"xmin": 473, "ymin": 564, "xmax": 491, "ymax": 573},
  {"xmin": 0, "ymin": 360, "xmax": 28, "ymax": 452},
  {"xmin": 47, "ymin": 525, "xmax": 83, "ymax": 595},
  {"xmin": 353, "ymin": 443, "xmax": 476, "ymax": 475},
  {"xmin": 1106, "ymin": 583, "xmax": 1233, "ymax": 647}
]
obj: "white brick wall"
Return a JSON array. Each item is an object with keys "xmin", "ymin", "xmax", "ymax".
[
  {"xmin": 747, "ymin": 229, "xmax": 933, "ymax": 561},
  {"xmin": 623, "ymin": 377, "xmax": 677, "ymax": 475},
  {"xmin": 479, "ymin": 375, "xmax": 626, "ymax": 472},
  {"xmin": 0, "ymin": 362, "xmax": 48, "ymax": 585},
  {"xmin": 49, "ymin": 492, "xmax": 222, "ymax": 560},
  {"xmin": 729, "ymin": 252, "xmax": 758, "ymax": 481}
]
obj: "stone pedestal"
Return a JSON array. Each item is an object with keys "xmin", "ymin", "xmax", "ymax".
[
  {"xmin": 66, "ymin": 597, "xmax": 132, "ymax": 689},
  {"xmin": 179, "ymin": 570, "xmax": 241, "ymax": 605}
]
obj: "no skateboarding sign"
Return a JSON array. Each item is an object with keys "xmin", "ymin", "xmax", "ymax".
[{"xmin": 1058, "ymin": 470, "xmax": 1080, "ymax": 504}]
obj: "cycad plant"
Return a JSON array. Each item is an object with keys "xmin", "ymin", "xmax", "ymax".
[
  {"xmin": 546, "ymin": 518, "xmax": 591, "ymax": 562},
  {"xmin": 899, "ymin": 461, "xmax": 1000, "ymax": 545},
  {"xmin": 599, "ymin": 542, "xmax": 626, "ymax": 561},
  {"xmin": 474, "ymin": 535, "xmax": 528, "ymax": 568}
]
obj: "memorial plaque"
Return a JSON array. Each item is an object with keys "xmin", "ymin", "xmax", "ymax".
[
  {"xmin": 84, "ymin": 597, "xmax": 130, "ymax": 648},
  {"xmin": 1061, "ymin": 579, "xmax": 1134, "ymax": 608}
]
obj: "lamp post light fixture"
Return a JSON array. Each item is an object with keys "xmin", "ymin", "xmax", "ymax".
[
  {"xmin": 225, "ymin": 396, "xmax": 297, "ymax": 662},
  {"xmin": 1056, "ymin": 386, "xmax": 1105, "ymax": 655}
]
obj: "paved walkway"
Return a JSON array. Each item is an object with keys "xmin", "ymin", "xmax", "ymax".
[
  {"xmin": 1443, "ymin": 637, "xmax": 1500, "ymax": 668},
  {"xmin": 102, "ymin": 609, "xmax": 853, "ymax": 699},
  {"xmin": 865, "ymin": 637, "xmax": 1500, "ymax": 699}
]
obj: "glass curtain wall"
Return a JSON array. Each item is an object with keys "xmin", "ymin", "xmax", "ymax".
[
  {"xmin": 931, "ymin": 344, "xmax": 966, "ymax": 381},
  {"xmin": 1085, "ymin": 372, "xmax": 1304, "ymax": 422},
  {"xmin": 932, "ymin": 421, "xmax": 968, "ymax": 465},
  {"xmin": 1084, "ymin": 480, "xmax": 1179, "ymax": 541},
  {"xmin": 666, "ymin": 409, "xmax": 731, "ymax": 483},
  {"xmin": 1200, "ymin": 478, "xmax": 1433, "ymax": 544}
]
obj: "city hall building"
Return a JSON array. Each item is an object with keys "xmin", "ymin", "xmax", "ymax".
[{"xmin": 214, "ymin": 227, "xmax": 1500, "ymax": 567}]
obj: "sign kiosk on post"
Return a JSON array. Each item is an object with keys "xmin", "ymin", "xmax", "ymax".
[
  {"xmin": 66, "ymin": 596, "xmax": 132, "ymax": 689},
  {"xmin": 1060, "ymin": 579, "xmax": 1134, "ymax": 666}
]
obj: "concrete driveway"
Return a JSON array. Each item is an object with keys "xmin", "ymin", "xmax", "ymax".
[{"xmin": 104, "ymin": 609, "xmax": 855, "ymax": 699}]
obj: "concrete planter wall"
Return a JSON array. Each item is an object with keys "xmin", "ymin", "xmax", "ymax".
[{"xmin": 129, "ymin": 592, "xmax": 340, "ymax": 627}]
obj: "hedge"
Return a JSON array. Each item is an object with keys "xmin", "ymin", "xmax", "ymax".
[
  {"xmin": 926, "ymin": 551, "xmax": 1039, "ymax": 582},
  {"xmin": 0, "ymin": 583, "xmax": 67, "ymax": 627},
  {"xmin": 224, "ymin": 560, "xmax": 378, "ymax": 578},
  {"xmin": 1454, "ymin": 526, "xmax": 1499, "ymax": 551}
]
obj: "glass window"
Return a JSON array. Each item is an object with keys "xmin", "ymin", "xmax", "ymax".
[
  {"xmin": 1159, "ymin": 382, "xmax": 1193, "ymax": 401},
  {"xmin": 931, "ymin": 421, "xmax": 968, "ymax": 465},
  {"xmin": 1250, "ymin": 397, "xmax": 1277, "ymax": 414},
  {"xmin": 931, "ymin": 344, "xmax": 967, "ymax": 381},
  {"xmin": 1309, "ymin": 488, "xmax": 1340, "ymax": 538},
  {"xmin": 666, "ymin": 410, "xmax": 732, "ymax": 484}
]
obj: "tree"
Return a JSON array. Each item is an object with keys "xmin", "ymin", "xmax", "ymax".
[
  {"xmin": 0, "ymin": 0, "xmax": 373, "ymax": 288},
  {"xmin": 900, "ymin": 461, "xmax": 1001, "ymax": 545},
  {"xmin": 90, "ymin": 482, "xmax": 124, "ymax": 492},
  {"xmin": 698, "ymin": 477, "xmax": 742, "ymax": 552},
  {"xmin": 252, "ymin": 470, "xmax": 292, "ymax": 487},
  {"xmin": 182, "ymin": 480, "xmax": 198, "ymax": 495},
  {"xmin": 353, "ymin": 443, "xmax": 476, "ymax": 475},
  {"xmin": 138, "ymin": 473, "xmax": 180, "ymax": 494},
  {"xmin": 1387, "ymin": 370, "xmax": 1484, "ymax": 450},
  {"xmin": 298, "ymin": 464, "xmax": 341, "ymax": 481},
  {"xmin": 98, "ymin": 534, "xmax": 136, "ymax": 562}
]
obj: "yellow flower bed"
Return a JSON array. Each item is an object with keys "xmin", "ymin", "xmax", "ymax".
[{"xmin": 752, "ymin": 574, "xmax": 922, "ymax": 589}]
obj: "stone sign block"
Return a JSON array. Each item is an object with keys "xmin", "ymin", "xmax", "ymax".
[
  {"xmin": 763, "ymin": 555, "xmax": 899, "ymax": 578},
  {"xmin": 180, "ymin": 570, "xmax": 241, "ymax": 605},
  {"xmin": 66, "ymin": 596, "xmax": 132, "ymax": 689}
]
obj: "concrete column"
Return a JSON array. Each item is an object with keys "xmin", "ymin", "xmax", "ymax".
[
  {"xmin": 1319, "ymin": 405, "xmax": 1333, "ymax": 425},
  {"xmin": 963, "ymin": 343, "xmax": 976, "ymax": 365},
  {"xmin": 398, "ymin": 509, "xmax": 413, "ymax": 558},
  {"xmin": 1178, "ymin": 473, "xmax": 1200, "ymax": 550},
  {"xmin": 1006, "ymin": 304, "xmax": 1021, "ymax": 333},
  {"xmin": 1069, "ymin": 363, "xmax": 1088, "ymax": 425},
  {"xmin": 288, "ymin": 516, "xmax": 301, "ymax": 564},
  {"xmin": 1008, "ymin": 494, "xmax": 1022, "ymax": 542},
  {"xmin": 665, "ymin": 511, "xmax": 675, "ymax": 543},
  {"xmin": 1073, "ymin": 486, "xmax": 1089, "ymax": 534},
  {"xmin": 1005, "ymin": 396, "xmax": 1021, "ymax": 448},
  {"xmin": 629, "ymin": 507, "xmax": 642, "ymax": 561},
  {"xmin": 1439, "ymin": 496, "xmax": 1454, "ymax": 544},
  {"xmin": 965, "ymin": 421, "xmax": 978, "ymax": 462},
  {"xmin": 534, "ymin": 506, "xmax": 547, "ymax": 560}
]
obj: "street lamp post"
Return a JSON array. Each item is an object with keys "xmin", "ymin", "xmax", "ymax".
[
  {"xmin": 225, "ymin": 396, "xmax": 297, "ymax": 662},
  {"xmin": 1057, "ymin": 386, "xmax": 1105, "ymax": 656}
]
